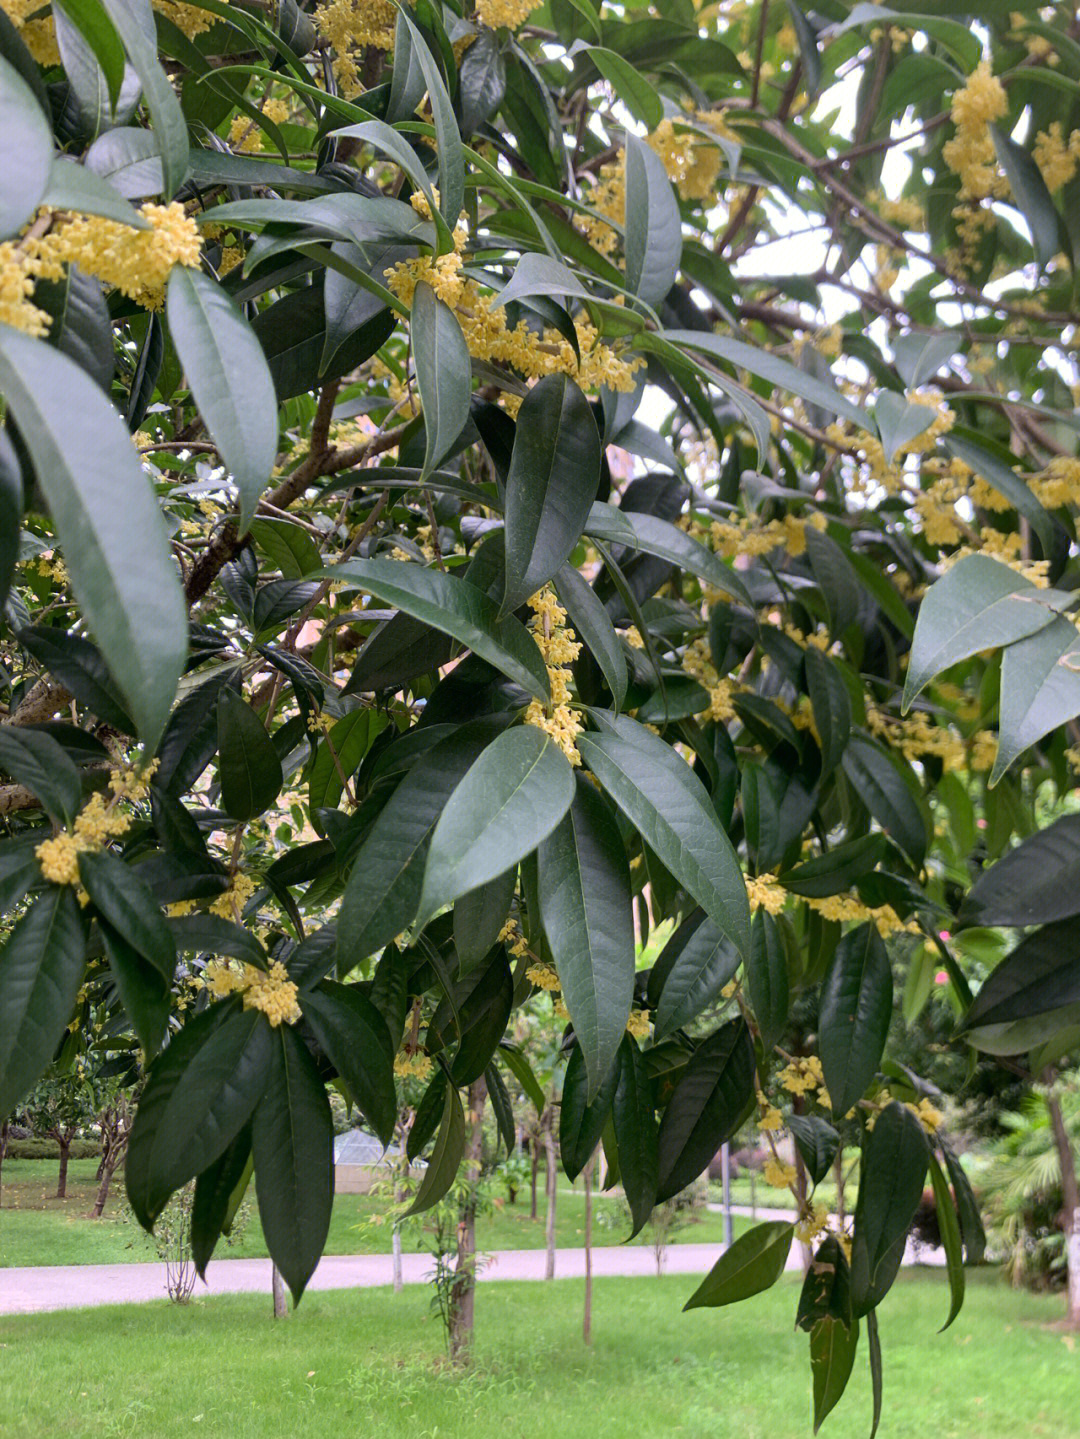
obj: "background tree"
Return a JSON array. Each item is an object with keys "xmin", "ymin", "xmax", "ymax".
[{"xmin": 6, "ymin": 0, "xmax": 1080, "ymax": 1428}]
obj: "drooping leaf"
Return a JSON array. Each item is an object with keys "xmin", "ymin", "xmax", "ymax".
[
  {"xmin": 458, "ymin": 25, "xmax": 507, "ymax": 135},
  {"xmin": 939, "ymin": 1137, "xmax": 986, "ymax": 1266},
  {"xmin": 684, "ymin": 1220, "xmax": 793, "ymax": 1310},
  {"xmin": 252, "ymin": 1023, "xmax": 334, "ymax": 1304},
  {"xmin": 960, "ymin": 812, "xmax": 1080, "ymax": 927},
  {"xmin": 322, "ymin": 558, "xmax": 550, "ymax": 701},
  {"xmin": 454, "ymin": 865, "xmax": 517, "ymax": 975},
  {"xmin": 624, "ymin": 132, "xmax": 682, "ymax": 307},
  {"xmin": 0, "ymin": 727, "xmax": 82, "ymax": 826},
  {"xmin": 993, "ymin": 615, "xmax": 1080, "ymax": 783},
  {"xmin": 0, "ymin": 888, "xmax": 88, "ymax": 1118},
  {"xmin": 412, "ymin": 280, "xmax": 472, "ymax": 482},
  {"xmin": 927, "ymin": 1150, "xmax": 965, "ymax": 1330},
  {"xmin": 745, "ymin": 911, "xmax": 789, "ymax": 1052},
  {"xmin": 819, "ymin": 923, "xmax": 893, "ymax": 1121},
  {"xmin": 216, "ymin": 687, "xmax": 284, "ymax": 822},
  {"xmin": 648, "ymin": 910, "xmax": 741, "ymax": 1041},
  {"xmin": 501, "ymin": 374, "xmax": 602, "ymax": 615},
  {"xmin": 579, "ymin": 713, "xmax": 751, "ymax": 961},
  {"xmin": 842, "ymin": 734, "xmax": 929, "ymax": 868},
  {"xmin": 166, "ymin": 267, "xmax": 278, "ymax": 536},
  {"xmin": 0, "ymin": 329, "xmax": 187, "ymax": 747},
  {"xmin": 191, "ymin": 1123, "xmax": 253, "ymax": 1278},
  {"xmin": 404, "ymin": 1079, "xmax": 465, "ymax": 1215},
  {"xmin": 796, "ymin": 1233, "xmax": 853, "ymax": 1331},
  {"xmin": 811, "ymin": 1316, "xmax": 860, "ymax": 1434},
  {"xmin": 78, "ymin": 847, "xmax": 176, "ymax": 981},
  {"xmin": 612, "ymin": 1036, "xmax": 658, "ymax": 1237},
  {"xmin": 991, "ymin": 124, "xmax": 1063, "ymax": 270},
  {"xmin": 538, "ymin": 776, "xmax": 635, "ymax": 1099},
  {"xmin": 99, "ymin": 921, "xmax": 170, "ymax": 1058},
  {"xmin": 656, "ymin": 1018, "xmax": 755, "ymax": 1202},
  {"xmin": 300, "ymin": 981, "xmax": 397, "ymax": 1147},
  {"xmin": 498, "ymin": 1042, "xmax": 546, "ymax": 1116},
  {"xmin": 560, "ymin": 1039, "xmax": 619, "ymax": 1181},
  {"xmin": 804, "ymin": 648, "xmax": 852, "ymax": 774},
  {"xmin": 850, "ymin": 1101, "xmax": 929, "ymax": 1316},
  {"xmin": 788, "ymin": 1114, "xmax": 841, "ymax": 1188},
  {"xmin": 98, "ymin": 0, "xmax": 189, "ymax": 198},
  {"xmin": 418, "ymin": 726, "xmax": 575, "ymax": 928}
]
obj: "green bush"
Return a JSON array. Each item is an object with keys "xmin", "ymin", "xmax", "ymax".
[{"xmin": 5, "ymin": 1138, "xmax": 101, "ymax": 1161}]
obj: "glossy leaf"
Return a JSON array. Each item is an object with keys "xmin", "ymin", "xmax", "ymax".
[
  {"xmin": 586, "ymin": 502, "xmax": 751, "ymax": 606},
  {"xmin": 301, "ymin": 981, "xmax": 397, "ymax": 1147},
  {"xmin": 842, "ymin": 735, "xmax": 928, "ymax": 868},
  {"xmin": 684, "ymin": 1220, "xmax": 793, "ymax": 1310},
  {"xmin": 79, "ymin": 847, "xmax": 176, "ymax": 980},
  {"xmin": 252, "ymin": 1024, "xmax": 334, "ymax": 1303},
  {"xmin": 419, "ymin": 726, "xmax": 575, "ymax": 927},
  {"xmin": 190, "ymin": 1124, "xmax": 253, "ymax": 1278},
  {"xmin": 560, "ymin": 1040, "xmax": 619, "ymax": 1181},
  {"xmin": 0, "ymin": 888, "xmax": 88, "ymax": 1118},
  {"xmin": 100, "ymin": 922, "xmax": 170, "ymax": 1058},
  {"xmin": 649, "ymin": 910, "xmax": 740, "ymax": 1041},
  {"xmin": 216, "ymin": 688, "xmax": 283, "ymax": 821},
  {"xmin": 98, "ymin": 0, "xmax": 189, "ymax": 199},
  {"xmin": 0, "ymin": 727, "xmax": 82, "ymax": 826},
  {"xmin": 166, "ymin": 267, "xmax": 278, "ymax": 535},
  {"xmin": 624, "ymin": 133, "xmax": 682, "ymax": 307},
  {"xmin": 780, "ymin": 835, "xmax": 887, "ymax": 899},
  {"xmin": 656, "ymin": 1018, "xmax": 755, "ymax": 1202},
  {"xmin": 994, "ymin": 615, "xmax": 1080, "ymax": 783},
  {"xmin": 412, "ymin": 281, "xmax": 472, "ymax": 482},
  {"xmin": 850, "ymin": 1101, "xmax": 929, "ymax": 1316},
  {"xmin": 0, "ymin": 329, "xmax": 187, "ymax": 748},
  {"xmin": 612, "ymin": 1037, "xmax": 658, "ymax": 1237},
  {"xmin": 404, "ymin": 1079, "xmax": 465, "ymax": 1215},
  {"xmin": 322, "ymin": 559, "xmax": 550, "ymax": 701},
  {"xmin": 0, "ymin": 54, "xmax": 53, "ymax": 240},
  {"xmin": 788, "ymin": 1114, "xmax": 840, "ymax": 1188},
  {"xmin": 454, "ymin": 865, "xmax": 517, "ymax": 975},
  {"xmin": 502, "ymin": 374, "xmax": 602, "ymax": 615},
  {"xmin": 538, "ymin": 776, "xmax": 635, "ymax": 1098},
  {"xmin": 579, "ymin": 713, "xmax": 751, "ymax": 961},
  {"xmin": 745, "ymin": 911, "xmax": 789, "ymax": 1052},
  {"xmin": 819, "ymin": 923, "xmax": 892, "ymax": 1121},
  {"xmin": 960, "ymin": 812, "xmax": 1080, "ymax": 927},
  {"xmin": 804, "ymin": 647, "xmax": 852, "ymax": 774}
]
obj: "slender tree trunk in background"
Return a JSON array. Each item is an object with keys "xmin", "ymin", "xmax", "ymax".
[
  {"xmin": 91, "ymin": 1101, "xmax": 130, "ymax": 1218},
  {"xmin": 529, "ymin": 1137, "xmax": 539, "ymax": 1220},
  {"xmin": 1045, "ymin": 1083, "xmax": 1080, "ymax": 1327},
  {"xmin": 583, "ymin": 1149, "xmax": 595, "ymax": 1345},
  {"xmin": 833, "ymin": 1152, "xmax": 846, "ymax": 1226},
  {"xmin": 793, "ymin": 1148, "xmax": 810, "ymax": 1273},
  {"xmin": 55, "ymin": 1130, "xmax": 72, "ymax": 1200},
  {"xmin": 393, "ymin": 1111, "xmax": 413, "ymax": 1294},
  {"xmin": 0, "ymin": 1120, "xmax": 7, "ymax": 1208},
  {"xmin": 448, "ymin": 1078, "xmax": 487, "ymax": 1366},
  {"xmin": 544, "ymin": 1106, "xmax": 558, "ymax": 1280},
  {"xmin": 272, "ymin": 1264, "xmax": 288, "ymax": 1319}
]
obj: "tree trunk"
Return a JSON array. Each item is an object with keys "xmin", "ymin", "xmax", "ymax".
[
  {"xmin": 272, "ymin": 1264, "xmax": 288, "ymax": 1319},
  {"xmin": 0, "ymin": 1120, "xmax": 7, "ymax": 1208},
  {"xmin": 530, "ymin": 1137, "xmax": 539, "ymax": 1220},
  {"xmin": 793, "ymin": 1147, "xmax": 810, "ymax": 1273},
  {"xmin": 583, "ymin": 1149, "xmax": 595, "ymax": 1345},
  {"xmin": 92, "ymin": 1160, "xmax": 116, "ymax": 1218},
  {"xmin": 833, "ymin": 1151, "xmax": 846, "ymax": 1226},
  {"xmin": 1046, "ymin": 1084, "xmax": 1080, "ymax": 1327},
  {"xmin": 543, "ymin": 1106, "xmax": 557, "ymax": 1280},
  {"xmin": 55, "ymin": 1132, "xmax": 72, "ymax": 1200},
  {"xmin": 448, "ymin": 1077, "xmax": 486, "ymax": 1365}
]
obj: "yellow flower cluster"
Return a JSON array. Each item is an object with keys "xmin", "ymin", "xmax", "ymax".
[
  {"xmin": 385, "ymin": 222, "xmax": 641, "ymax": 398},
  {"xmin": 577, "ymin": 157, "xmax": 627, "ymax": 258},
  {"xmin": 153, "ymin": 0, "xmax": 228, "ymax": 38},
  {"xmin": 228, "ymin": 116, "xmax": 262, "ymax": 154},
  {"xmin": 746, "ymin": 873, "xmax": 787, "ymax": 916},
  {"xmin": 708, "ymin": 511, "xmax": 825, "ymax": 561},
  {"xmin": 523, "ymin": 588, "xmax": 583, "ymax": 765},
  {"xmin": 475, "ymin": 0, "xmax": 540, "ymax": 28},
  {"xmin": 906, "ymin": 1096, "xmax": 943, "ymax": 1133},
  {"xmin": 804, "ymin": 891, "xmax": 919, "ymax": 939},
  {"xmin": 626, "ymin": 1008, "xmax": 651, "ymax": 1039},
  {"xmin": 758, "ymin": 1103, "xmax": 784, "ymax": 1133},
  {"xmin": 1031, "ymin": 122, "xmax": 1080, "ymax": 193},
  {"xmin": 942, "ymin": 61, "xmax": 1010, "ymax": 268},
  {"xmin": 646, "ymin": 117, "xmax": 733, "ymax": 203},
  {"xmin": 778, "ymin": 1054, "xmax": 826, "ymax": 1097},
  {"xmin": 394, "ymin": 1049, "xmax": 434, "ymax": 1079},
  {"xmin": 867, "ymin": 707, "xmax": 995, "ymax": 776},
  {"xmin": 526, "ymin": 960, "xmax": 560, "ymax": 991},
  {"xmin": 205, "ymin": 960, "xmax": 301, "ymax": 1026},
  {"xmin": 499, "ymin": 918, "xmax": 530, "ymax": 959},
  {"xmin": 35, "ymin": 783, "xmax": 141, "ymax": 887},
  {"xmin": 795, "ymin": 1203, "xmax": 830, "ymax": 1244},
  {"xmin": 764, "ymin": 1157, "xmax": 796, "ymax": 1189},
  {"xmin": 313, "ymin": 0, "xmax": 395, "ymax": 96},
  {"xmin": 0, "ymin": 0, "xmax": 59, "ymax": 64},
  {"xmin": 209, "ymin": 871, "xmax": 258, "ymax": 921}
]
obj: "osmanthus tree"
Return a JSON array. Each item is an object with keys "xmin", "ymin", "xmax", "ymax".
[{"xmin": 5, "ymin": 0, "xmax": 1080, "ymax": 1419}]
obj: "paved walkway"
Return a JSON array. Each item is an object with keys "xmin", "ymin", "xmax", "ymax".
[{"xmin": 0, "ymin": 1222, "xmax": 944, "ymax": 1316}]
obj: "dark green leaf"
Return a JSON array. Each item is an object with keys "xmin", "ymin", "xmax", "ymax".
[
  {"xmin": 307, "ymin": 709, "xmax": 382, "ymax": 813},
  {"xmin": 0, "ymin": 727, "xmax": 82, "ymax": 825},
  {"xmin": 624, "ymin": 133, "xmax": 681, "ymax": 308},
  {"xmin": 788, "ymin": 1114, "xmax": 840, "ymax": 1188},
  {"xmin": 0, "ymin": 888, "xmax": 88, "ymax": 1118},
  {"xmin": 100, "ymin": 921, "xmax": 170, "ymax": 1057},
  {"xmin": 560, "ymin": 1040, "xmax": 618, "ymax": 1181},
  {"xmin": 216, "ymin": 688, "xmax": 283, "ymax": 822},
  {"xmin": 957, "ymin": 915, "xmax": 1080, "ymax": 1047},
  {"xmin": 404, "ymin": 1079, "xmax": 465, "ymax": 1215},
  {"xmin": 553, "ymin": 563, "xmax": 628, "ymax": 712},
  {"xmin": 842, "ymin": 735, "xmax": 928, "ymax": 868},
  {"xmin": 586, "ymin": 47, "xmax": 664, "ymax": 129},
  {"xmin": 940, "ymin": 1137, "xmax": 986, "ymax": 1266},
  {"xmin": 485, "ymin": 1059, "xmax": 516, "ymax": 1156},
  {"xmin": 301, "ymin": 981, "xmax": 397, "ymax": 1147},
  {"xmin": 927, "ymin": 1150, "xmax": 965, "ymax": 1330},
  {"xmin": 991, "ymin": 124, "xmax": 1062, "ymax": 270},
  {"xmin": 169, "ymin": 913, "xmax": 268, "ymax": 968},
  {"xmin": 166, "ymin": 267, "xmax": 278, "ymax": 536},
  {"xmin": 612, "ymin": 1036, "xmax": 658, "ymax": 1237},
  {"xmin": 796, "ymin": 1233, "xmax": 852, "ymax": 1330},
  {"xmin": 0, "ymin": 329, "xmax": 187, "ymax": 747},
  {"xmin": 851, "ymin": 1101, "xmax": 929, "ymax": 1316},
  {"xmin": 412, "ymin": 280, "xmax": 472, "ymax": 482},
  {"xmin": 994, "ymin": 615, "xmax": 1080, "ymax": 783},
  {"xmin": 0, "ymin": 838, "xmax": 40, "ymax": 916},
  {"xmin": 811, "ymin": 1316, "xmax": 860, "ymax": 1434},
  {"xmin": 418, "ymin": 727, "xmax": 576, "ymax": 927},
  {"xmin": 746, "ymin": 911, "xmax": 789, "ymax": 1052},
  {"xmin": 819, "ymin": 923, "xmax": 893, "ymax": 1120},
  {"xmin": 502, "ymin": 374, "xmax": 602, "ymax": 615},
  {"xmin": 498, "ymin": 1041, "xmax": 546, "ymax": 1116},
  {"xmin": 191, "ymin": 1123, "xmax": 252, "ymax": 1278},
  {"xmin": 408, "ymin": 1069, "xmax": 448, "ymax": 1160},
  {"xmin": 944, "ymin": 436, "xmax": 1058, "ymax": 564},
  {"xmin": 684, "ymin": 1220, "xmax": 793, "ymax": 1310},
  {"xmin": 579, "ymin": 713, "xmax": 751, "ymax": 961},
  {"xmin": 252, "ymin": 1024, "xmax": 333, "ymax": 1303},
  {"xmin": 494, "ymin": 252, "xmax": 590, "ymax": 311},
  {"xmin": 656, "ymin": 1018, "xmax": 754, "ymax": 1202},
  {"xmin": 806, "ymin": 527, "xmax": 861, "ymax": 641},
  {"xmin": 649, "ymin": 910, "xmax": 740, "ymax": 1040},
  {"xmin": 454, "ymin": 865, "xmax": 517, "ymax": 975},
  {"xmin": 538, "ymin": 775, "xmax": 635, "ymax": 1099},
  {"xmin": 458, "ymin": 26, "xmax": 506, "ymax": 135},
  {"xmin": 960, "ymin": 812, "xmax": 1080, "ymax": 928},
  {"xmin": 323, "ymin": 558, "xmax": 550, "ymax": 701},
  {"xmin": 586, "ymin": 502, "xmax": 751, "ymax": 606},
  {"xmin": 804, "ymin": 648, "xmax": 852, "ymax": 774},
  {"xmin": 780, "ymin": 835, "xmax": 887, "ymax": 899},
  {"xmin": 79, "ymin": 847, "xmax": 175, "ymax": 980},
  {"xmin": 98, "ymin": 0, "xmax": 189, "ymax": 199}
]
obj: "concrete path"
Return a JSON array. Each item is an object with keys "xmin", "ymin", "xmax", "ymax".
[{"xmin": 0, "ymin": 1227, "xmax": 944, "ymax": 1316}]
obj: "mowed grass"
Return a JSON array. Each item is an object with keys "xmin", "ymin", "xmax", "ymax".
[
  {"xmin": 0, "ymin": 1159, "xmax": 738, "ymax": 1268},
  {"xmin": 1, "ymin": 1269, "xmax": 1076, "ymax": 1439}
]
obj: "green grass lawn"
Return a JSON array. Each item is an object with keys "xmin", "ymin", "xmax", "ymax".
[
  {"xmin": 0, "ymin": 1159, "xmax": 739, "ymax": 1268},
  {"xmin": 0, "ymin": 1269, "xmax": 1074, "ymax": 1439}
]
